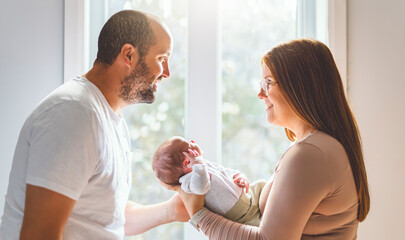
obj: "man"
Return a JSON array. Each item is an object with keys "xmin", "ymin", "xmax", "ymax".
[{"xmin": 0, "ymin": 10, "xmax": 188, "ymax": 240}]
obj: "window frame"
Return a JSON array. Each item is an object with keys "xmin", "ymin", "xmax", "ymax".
[
  {"xmin": 64, "ymin": 0, "xmax": 86, "ymax": 83},
  {"xmin": 64, "ymin": 0, "xmax": 347, "ymax": 91},
  {"xmin": 328, "ymin": 0, "xmax": 348, "ymax": 92},
  {"xmin": 63, "ymin": 1, "xmax": 346, "ymax": 239}
]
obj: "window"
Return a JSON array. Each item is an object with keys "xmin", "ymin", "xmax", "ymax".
[
  {"xmin": 85, "ymin": 1, "xmax": 187, "ymax": 239},
  {"xmin": 64, "ymin": 0, "xmax": 338, "ymax": 239},
  {"xmin": 221, "ymin": 0, "xmax": 295, "ymax": 184},
  {"xmin": 120, "ymin": 2, "xmax": 187, "ymax": 239}
]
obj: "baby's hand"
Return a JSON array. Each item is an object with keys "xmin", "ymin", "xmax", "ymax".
[
  {"xmin": 233, "ymin": 173, "xmax": 250, "ymax": 193},
  {"xmin": 183, "ymin": 149, "xmax": 203, "ymax": 167}
]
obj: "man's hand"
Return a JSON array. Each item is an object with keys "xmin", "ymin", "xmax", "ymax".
[
  {"xmin": 167, "ymin": 193, "xmax": 190, "ymax": 222},
  {"xmin": 124, "ymin": 193, "xmax": 189, "ymax": 236},
  {"xmin": 20, "ymin": 184, "xmax": 76, "ymax": 240},
  {"xmin": 233, "ymin": 173, "xmax": 250, "ymax": 193},
  {"xmin": 171, "ymin": 185, "xmax": 205, "ymax": 217}
]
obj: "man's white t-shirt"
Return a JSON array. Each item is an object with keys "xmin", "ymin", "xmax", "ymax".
[{"xmin": 0, "ymin": 77, "xmax": 132, "ymax": 240}]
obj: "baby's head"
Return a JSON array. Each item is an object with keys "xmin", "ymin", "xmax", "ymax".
[{"xmin": 152, "ymin": 136, "xmax": 202, "ymax": 187}]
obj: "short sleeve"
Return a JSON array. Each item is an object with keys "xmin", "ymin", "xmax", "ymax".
[{"xmin": 26, "ymin": 101, "xmax": 100, "ymax": 200}]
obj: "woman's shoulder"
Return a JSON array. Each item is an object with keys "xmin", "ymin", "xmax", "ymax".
[
  {"xmin": 276, "ymin": 133, "xmax": 334, "ymax": 195},
  {"xmin": 284, "ymin": 131, "xmax": 350, "ymax": 178},
  {"xmin": 308, "ymin": 130, "xmax": 341, "ymax": 143},
  {"xmin": 281, "ymin": 131, "xmax": 346, "ymax": 168},
  {"xmin": 277, "ymin": 131, "xmax": 348, "ymax": 194},
  {"xmin": 300, "ymin": 131, "xmax": 345, "ymax": 155},
  {"xmin": 282, "ymin": 137, "xmax": 325, "ymax": 166}
]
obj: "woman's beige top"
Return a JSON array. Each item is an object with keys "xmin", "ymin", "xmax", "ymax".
[{"xmin": 196, "ymin": 131, "xmax": 359, "ymax": 239}]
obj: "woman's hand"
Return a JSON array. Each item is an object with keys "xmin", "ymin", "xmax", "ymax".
[{"xmin": 170, "ymin": 185, "xmax": 205, "ymax": 217}]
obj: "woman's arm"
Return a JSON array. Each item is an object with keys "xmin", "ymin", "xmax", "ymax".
[
  {"xmin": 183, "ymin": 142, "xmax": 331, "ymax": 239},
  {"xmin": 124, "ymin": 193, "xmax": 189, "ymax": 236}
]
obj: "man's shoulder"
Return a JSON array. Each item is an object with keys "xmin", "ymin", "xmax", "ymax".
[
  {"xmin": 45, "ymin": 78, "xmax": 98, "ymax": 107},
  {"xmin": 32, "ymin": 78, "xmax": 100, "ymax": 118}
]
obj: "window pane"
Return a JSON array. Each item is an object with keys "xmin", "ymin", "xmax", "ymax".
[
  {"xmin": 122, "ymin": 2, "xmax": 187, "ymax": 240},
  {"xmin": 87, "ymin": 1, "xmax": 186, "ymax": 239},
  {"xmin": 221, "ymin": 0, "xmax": 296, "ymax": 181}
]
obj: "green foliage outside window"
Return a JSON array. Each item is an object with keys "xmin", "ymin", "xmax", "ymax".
[{"xmin": 221, "ymin": 0, "xmax": 295, "ymax": 182}]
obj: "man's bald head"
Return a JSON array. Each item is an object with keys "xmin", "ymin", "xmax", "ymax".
[{"xmin": 95, "ymin": 10, "xmax": 160, "ymax": 65}]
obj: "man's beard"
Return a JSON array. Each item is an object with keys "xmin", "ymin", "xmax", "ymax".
[{"xmin": 119, "ymin": 58, "xmax": 157, "ymax": 104}]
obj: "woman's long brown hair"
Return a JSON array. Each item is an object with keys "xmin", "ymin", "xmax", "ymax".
[{"xmin": 262, "ymin": 39, "xmax": 370, "ymax": 221}]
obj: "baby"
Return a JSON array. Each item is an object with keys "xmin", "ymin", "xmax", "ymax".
[{"xmin": 152, "ymin": 136, "xmax": 265, "ymax": 226}]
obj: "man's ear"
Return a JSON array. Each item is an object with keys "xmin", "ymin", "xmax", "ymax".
[{"xmin": 120, "ymin": 43, "xmax": 139, "ymax": 68}]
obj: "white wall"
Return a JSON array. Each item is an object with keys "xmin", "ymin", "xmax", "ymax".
[
  {"xmin": 0, "ymin": 0, "xmax": 64, "ymax": 219},
  {"xmin": 348, "ymin": 0, "xmax": 405, "ymax": 239}
]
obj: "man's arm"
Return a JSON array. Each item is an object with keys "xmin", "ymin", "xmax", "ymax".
[
  {"xmin": 124, "ymin": 193, "xmax": 189, "ymax": 236},
  {"xmin": 20, "ymin": 184, "xmax": 76, "ymax": 240}
]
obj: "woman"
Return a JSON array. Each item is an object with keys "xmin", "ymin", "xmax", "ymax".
[{"xmin": 177, "ymin": 39, "xmax": 370, "ymax": 239}]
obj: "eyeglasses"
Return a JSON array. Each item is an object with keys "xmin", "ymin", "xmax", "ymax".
[{"xmin": 260, "ymin": 78, "xmax": 277, "ymax": 95}]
